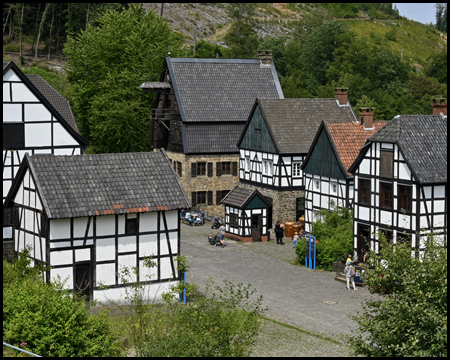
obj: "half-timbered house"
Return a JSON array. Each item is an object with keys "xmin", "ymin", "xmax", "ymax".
[
  {"xmin": 349, "ymin": 106, "xmax": 447, "ymax": 259},
  {"xmin": 236, "ymin": 89, "xmax": 358, "ymax": 226},
  {"xmin": 3, "ymin": 150, "xmax": 190, "ymax": 303},
  {"xmin": 139, "ymin": 51, "xmax": 283, "ymax": 216},
  {"xmin": 3, "ymin": 61, "xmax": 88, "ymax": 203},
  {"xmin": 301, "ymin": 108, "xmax": 387, "ymax": 233},
  {"xmin": 221, "ymin": 186, "xmax": 272, "ymax": 242}
]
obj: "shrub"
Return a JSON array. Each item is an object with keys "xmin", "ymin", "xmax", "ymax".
[
  {"xmin": 3, "ymin": 248, "xmax": 123, "ymax": 357},
  {"xmin": 294, "ymin": 237, "xmax": 307, "ymax": 265}
]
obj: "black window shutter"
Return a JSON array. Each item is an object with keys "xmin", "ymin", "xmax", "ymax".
[
  {"xmin": 207, "ymin": 191, "xmax": 213, "ymax": 205},
  {"xmin": 232, "ymin": 161, "xmax": 238, "ymax": 176},
  {"xmin": 216, "ymin": 191, "xmax": 222, "ymax": 205},
  {"xmin": 178, "ymin": 162, "xmax": 182, "ymax": 177},
  {"xmin": 191, "ymin": 192, "xmax": 197, "ymax": 207},
  {"xmin": 207, "ymin": 162, "xmax": 213, "ymax": 177},
  {"xmin": 191, "ymin": 162, "xmax": 197, "ymax": 177},
  {"xmin": 216, "ymin": 162, "xmax": 222, "ymax": 177}
]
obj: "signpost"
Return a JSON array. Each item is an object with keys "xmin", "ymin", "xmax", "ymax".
[{"xmin": 305, "ymin": 234, "xmax": 317, "ymax": 270}]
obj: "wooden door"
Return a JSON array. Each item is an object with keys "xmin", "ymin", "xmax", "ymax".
[
  {"xmin": 75, "ymin": 262, "xmax": 92, "ymax": 302},
  {"xmin": 251, "ymin": 214, "xmax": 262, "ymax": 241}
]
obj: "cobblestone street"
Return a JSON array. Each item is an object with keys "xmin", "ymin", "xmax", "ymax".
[{"xmin": 181, "ymin": 223, "xmax": 378, "ymax": 356}]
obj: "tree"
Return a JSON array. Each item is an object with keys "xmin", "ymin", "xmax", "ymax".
[
  {"xmin": 349, "ymin": 233, "xmax": 447, "ymax": 357},
  {"xmin": 224, "ymin": 3, "xmax": 259, "ymax": 59},
  {"xmin": 64, "ymin": 4, "xmax": 183, "ymax": 153},
  {"xmin": 3, "ymin": 247, "xmax": 123, "ymax": 357},
  {"xmin": 435, "ymin": 3, "xmax": 445, "ymax": 32}
]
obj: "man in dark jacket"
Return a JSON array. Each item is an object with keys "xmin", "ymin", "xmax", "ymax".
[{"xmin": 275, "ymin": 221, "xmax": 285, "ymax": 245}]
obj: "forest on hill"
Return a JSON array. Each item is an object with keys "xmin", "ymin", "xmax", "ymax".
[{"xmin": 3, "ymin": 3, "xmax": 447, "ymax": 152}]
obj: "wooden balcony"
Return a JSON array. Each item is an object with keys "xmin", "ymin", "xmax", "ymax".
[{"xmin": 151, "ymin": 108, "xmax": 172, "ymax": 121}]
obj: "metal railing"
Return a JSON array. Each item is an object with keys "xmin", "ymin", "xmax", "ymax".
[{"xmin": 3, "ymin": 342, "xmax": 41, "ymax": 357}]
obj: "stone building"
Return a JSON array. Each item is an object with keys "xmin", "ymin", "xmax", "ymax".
[
  {"xmin": 139, "ymin": 53, "xmax": 283, "ymax": 216},
  {"xmin": 237, "ymin": 89, "xmax": 359, "ymax": 232}
]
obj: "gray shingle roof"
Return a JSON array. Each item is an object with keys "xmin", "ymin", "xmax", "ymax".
[
  {"xmin": 24, "ymin": 151, "xmax": 190, "ymax": 219},
  {"xmin": 168, "ymin": 58, "xmax": 283, "ymax": 124},
  {"xmin": 184, "ymin": 123, "xmax": 245, "ymax": 154},
  {"xmin": 221, "ymin": 186, "xmax": 256, "ymax": 208},
  {"xmin": 368, "ymin": 115, "xmax": 447, "ymax": 182},
  {"xmin": 257, "ymin": 98, "xmax": 358, "ymax": 154},
  {"xmin": 26, "ymin": 75, "xmax": 80, "ymax": 134}
]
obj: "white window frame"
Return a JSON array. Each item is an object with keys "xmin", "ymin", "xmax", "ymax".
[{"xmin": 293, "ymin": 162, "xmax": 302, "ymax": 177}]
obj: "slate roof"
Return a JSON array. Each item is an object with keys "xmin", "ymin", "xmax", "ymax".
[
  {"xmin": 26, "ymin": 75, "xmax": 80, "ymax": 133},
  {"xmin": 350, "ymin": 115, "xmax": 447, "ymax": 183},
  {"xmin": 184, "ymin": 123, "xmax": 245, "ymax": 154},
  {"xmin": 162, "ymin": 58, "xmax": 283, "ymax": 154},
  {"xmin": 10, "ymin": 151, "xmax": 190, "ymax": 219},
  {"xmin": 254, "ymin": 98, "xmax": 358, "ymax": 154},
  {"xmin": 221, "ymin": 186, "xmax": 266, "ymax": 209},
  {"xmin": 326, "ymin": 121, "xmax": 388, "ymax": 175}
]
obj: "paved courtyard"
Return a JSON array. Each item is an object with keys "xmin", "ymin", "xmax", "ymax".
[{"xmin": 181, "ymin": 223, "xmax": 379, "ymax": 356}]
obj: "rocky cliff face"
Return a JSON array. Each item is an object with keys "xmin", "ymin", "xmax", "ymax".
[{"xmin": 142, "ymin": 3, "xmax": 305, "ymax": 46}]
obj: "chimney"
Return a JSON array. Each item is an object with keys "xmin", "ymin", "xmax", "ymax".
[
  {"xmin": 432, "ymin": 98, "xmax": 447, "ymax": 116},
  {"xmin": 334, "ymin": 87, "xmax": 348, "ymax": 105},
  {"xmin": 258, "ymin": 50, "xmax": 272, "ymax": 65},
  {"xmin": 359, "ymin": 107, "xmax": 374, "ymax": 130}
]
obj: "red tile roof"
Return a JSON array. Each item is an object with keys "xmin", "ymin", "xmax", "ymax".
[{"xmin": 326, "ymin": 121, "xmax": 388, "ymax": 175}]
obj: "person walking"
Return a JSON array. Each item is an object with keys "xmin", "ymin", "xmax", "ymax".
[
  {"xmin": 217, "ymin": 222, "xmax": 226, "ymax": 248},
  {"xmin": 344, "ymin": 263, "xmax": 357, "ymax": 290},
  {"xmin": 275, "ymin": 221, "xmax": 285, "ymax": 245}
]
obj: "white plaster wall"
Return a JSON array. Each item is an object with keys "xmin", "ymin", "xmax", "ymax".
[
  {"xmin": 380, "ymin": 210, "xmax": 391, "ymax": 225},
  {"xmin": 118, "ymin": 254, "xmax": 137, "ymax": 282},
  {"xmin": 25, "ymin": 123, "xmax": 51, "ymax": 147},
  {"xmin": 96, "ymin": 263, "xmax": 116, "ymax": 286},
  {"xmin": 359, "ymin": 206, "xmax": 370, "ymax": 221},
  {"xmin": 50, "ymin": 218, "xmax": 71, "ymax": 240},
  {"xmin": 398, "ymin": 162, "xmax": 411, "ymax": 180},
  {"xmin": 3, "ymin": 82, "xmax": 11, "ymax": 101},
  {"xmin": 139, "ymin": 234, "xmax": 157, "ymax": 257},
  {"xmin": 50, "ymin": 267, "xmax": 72, "ymax": 289},
  {"xmin": 140, "ymin": 212, "xmax": 158, "ymax": 232},
  {"xmin": 434, "ymin": 185, "xmax": 445, "ymax": 198},
  {"xmin": 50, "ymin": 250, "xmax": 72, "ymax": 266},
  {"xmin": 118, "ymin": 236, "xmax": 137, "ymax": 253},
  {"xmin": 75, "ymin": 248, "xmax": 91, "ymax": 262},
  {"xmin": 433, "ymin": 214, "xmax": 445, "ymax": 228},
  {"xmin": 360, "ymin": 159, "xmax": 370, "ymax": 174},
  {"xmin": 96, "ymin": 216, "xmax": 115, "ymax": 236},
  {"xmin": 139, "ymin": 259, "xmax": 158, "ymax": 282},
  {"xmin": 24, "ymin": 103, "xmax": 51, "ymax": 121},
  {"xmin": 94, "ymin": 282, "xmax": 172, "ymax": 305},
  {"xmin": 53, "ymin": 123, "xmax": 79, "ymax": 146},
  {"xmin": 434, "ymin": 200, "xmax": 445, "ymax": 213},
  {"xmin": 73, "ymin": 217, "xmax": 92, "ymax": 238},
  {"xmin": 4, "ymin": 68, "xmax": 21, "ymax": 81},
  {"xmin": 160, "ymin": 257, "xmax": 173, "ymax": 279},
  {"xmin": 166, "ymin": 210, "xmax": 178, "ymax": 230},
  {"xmin": 96, "ymin": 238, "xmax": 115, "ymax": 261},
  {"xmin": 3, "ymin": 103, "xmax": 22, "ymax": 121},
  {"xmin": 12, "ymin": 83, "xmax": 39, "ymax": 102}
]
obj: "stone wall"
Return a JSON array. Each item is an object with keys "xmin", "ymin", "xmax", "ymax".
[
  {"xmin": 165, "ymin": 150, "xmax": 240, "ymax": 218},
  {"xmin": 239, "ymin": 182, "xmax": 304, "ymax": 235}
]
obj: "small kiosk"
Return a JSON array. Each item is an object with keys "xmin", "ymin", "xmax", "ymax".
[{"xmin": 221, "ymin": 186, "xmax": 272, "ymax": 243}]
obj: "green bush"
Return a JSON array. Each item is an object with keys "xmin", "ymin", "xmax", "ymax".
[
  {"xmin": 3, "ymin": 248, "xmax": 123, "ymax": 357},
  {"xmin": 385, "ymin": 27, "xmax": 397, "ymax": 42},
  {"xmin": 3, "ymin": 44, "xmax": 20, "ymax": 53},
  {"xmin": 310, "ymin": 204, "xmax": 353, "ymax": 270},
  {"xmin": 138, "ymin": 277, "xmax": 267, "ymax": 357},
  {"xmin": 294, "ymin": 238, "xmax": 307, "ymax": 265}
]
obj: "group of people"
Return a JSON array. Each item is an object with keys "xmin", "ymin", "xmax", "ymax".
[{"xmin": 183, "ymin": 208, "xmax": 205, "ymax": 225}]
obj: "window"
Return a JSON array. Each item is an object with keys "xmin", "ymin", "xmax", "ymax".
[
  {"xmin": 197, "ymin": 162, "xmax": 206, "ymax": 176},
  {"xmin": 216, "ymin": 190, "xmax": 230, "ymax": 205},
  {"xmin": 126, "ymin": 218, "xmax": 137, "ymax": 235},
  {"xmin": 380, "ymin": 150, "xmax": 394, "ymax": 178},
  {"xmin": 229, "ymin": 213, "xmax": 239, "ymax": 228},
  {"xmin": 245, "ymin": 156, "xmax": 250, "ymax": 171},
  {"xmin": 397, "ymin": 232, "xmax": 411, "ymax": 246},
  {"xmin": 197, "ymin": 191, "xmax": 206, "ymax": 205},
  {"xmin": 398, "ymin": 185, "xmax": 412, "ymax": 213},
  {"xmin": 3, "ymin": 123, "xmax": 25, "ymax": 149},
  {"xmin": 331, "ymin": 183, "xmax": 337, "ymax": 194},
  {"xmin": 380, "ymin": 182, "xmax": 393, "ymax": 209},
  {"xmin": 359, "ymin": 179, "xmax": 371, "ymax": 205},
  {"xmin": 296, "ymin": 197, "xmax": 305, "ymax": 220},
  {"xmin": 293, "ymin": 162, "xmax": 302, "ymax": 177},
  {"xmin": 314, "ymin": 180, "xmax": 320, "ymax": 191},
  {"xmin": 177, "ymin": 161, "xmax": 182, "ymax": 177},
  {"xmin": 221, "ymin": 162, "xmax": 231, "ymax": 175}
]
